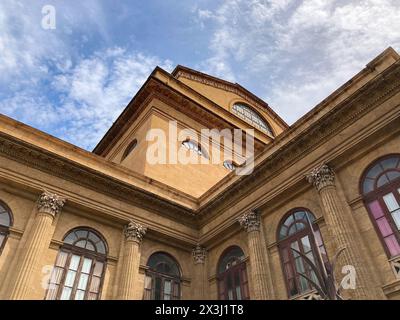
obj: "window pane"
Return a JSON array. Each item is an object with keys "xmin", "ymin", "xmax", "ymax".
[
  {"xmin": 391, "ymin": 210, "xmax": 400, "ymax": 230},
  {"xmin": 164, "ymin": 280, "xmax": 171, "ymax": 300},
  {"xmin": 301, "ymin": 236, "xmax": 312, "ymax": 253},
  {"xmin": 75, "ymin": 230, "xmax": 88, "ymax": 239},
  {"xmin": 96, "ymin": 241, "xmax": 106, "ymax": 254},
  {"xmin": 64, "ymin": 270, "xmax": 77, "ymax": 287},
  {"xmin": 93, "ymin": 262, "xmax": 104, "ymax": 277},
  {"xmin": 368, "ymin": 201, "xmax": 384, "ymax": 219},
  {"xmin": 69, "ymin": 255, "xmax": 81, "ymax": 271},
  {"xmin": 377, "ymin": 175, "xmax": 390, "ymax": 188},
  {"xmin": 383, "ymin": 193, "xmax": 399, "ymax": 212},
  {"xmin": 291, "ymin": 241, "xmax": 300, "ymax": 257},
  {"xmin": 81, "ymin": 258, "xmax": 92, "ymax": 274},
  {"xmin": 363, "ymin": 178, "xmax": 375, "ymax": 194},
  {"xmin": 366, "ymin": 164, "xmax": 383, "ymax": 179},
  {"xmin": 381, "ymin": 158, "xmax": 399, "ymax": 170},
  {"xmin": 60, "ymin": 287, "xmax": 72, "ymax": 300},
  {"xmin": 387, "ymin": 171, "xmax": 400, "ymax": 182},
  {"xmin": 46, "ymin": 285, "xmax": 58, "ymax": 300},
  {"xmin": 87, "ymin": 293, "xmax": 98, "ymax": 300},
  {"xmin": 63, "ymin": 232, "xmax": 77, "ymax": 244},
  {"xmin": 377, "ymin": 217, "xmax": 394, "ymax": 237},
  {"xmin": 88, "ymin": 232, "xmax": 100, "ymax": 243},
  {"xmin": 75, "ymin": 240, "xmax": 87, "ymax": 249},
  {"xmin": 50, "ymin": 267, "xmax": 64, "ymax": 285},
  {"xmin": 234, "ymin": 271, "xmax": 242, "ymax": 300},
  {"xmin": 385, "ymin": 235, "xmax": 400, "ymax": 257},
  {"xmin": 284, "ymin": 214, "xmax": 294, "ymax": 227},
  {"xmin": 85, "ymin": 241, "xmax": 95, "ymax": 251},
  {"xmin": 0, "ymin": 234, "xmax": 4, "ymax": 248},
  {"xmin": 0, "ymin": 211, "xmax": 10, "ymax": 227},
  {"xmin": 77, "ymin": 274, "xmax": 89, "ymax": 290},
  {"xmin": 90, "ymin": 276, "xmax": 101, "ymax": 293},
  {"xmin": 55, "ymin": 251, "xmax": 68, "ymax": 267},
  {"xmin": 75, "ymin": 290, "xmax": 85, "ymax": 300}
]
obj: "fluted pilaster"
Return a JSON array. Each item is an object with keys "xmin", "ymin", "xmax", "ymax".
[
  {"xmin": 307, "ymin": 164, "xmax": 375, "ymax": 300},
  {"xmin": 238, "ymin": 211, "xmax": 272, "ymax": 300},
  {"xmin": 117, "ymin": 220, "xmax": 146, "ymax": 300},
  {"xmin": 9, "ymin": 191, "xmax": 65, "ymax": 299}
]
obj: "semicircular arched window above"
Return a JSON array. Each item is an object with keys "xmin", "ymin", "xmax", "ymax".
[
  {"xmin": 0, "ymin": 202, "xmax": 13, "ymax": 255},
  {"xmin": 361, "ymin": 155, "xmax": 400, "ymax": 258},
  {"xmin": 217, "ymin": 246, "xmax": 249, "ymax": 300},
  {"xmin": 232, "ymin": 103, "xmax": 274, "ymax": 136},
  {"xmin": 362, "ymin": 155, "xmax": 400, "ymax": 195},
  {"xmin": 45, "ymin": 228, "xmax": 108, "ymax": 301},
  {"xmin": 63, "ymin": 228, "xmax": 107, "ymax": 255},
  {"xmin": 278, "ymin": 210, "xmax": 316, "ymax": 241},
  {"xmin": 277, "ymin": 209, "xmax": 328, "ymax": 298},
  {"xmin": 144, "ymin": 252, "xmax": 181, "ymax": 300}
]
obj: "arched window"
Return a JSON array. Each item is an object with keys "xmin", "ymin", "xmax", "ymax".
[
  {"xmin": 121, "ymin": 139, "xmax": 138, "ymax": 161},
  {"xmin": 361, "ymin": 155, "xmax": 400, "ymax": 258},
  {"xmin": 232, "ymin": 103, "xmax": 274, "ymax": 136},
  {"xmin": 182, "ymin": 139, "xmax": 208, "ymax": 159},
  {"xmin": 45, "ymin": 228, "xmax": 108, "ymax": 300},
  {"xmin": 223, "ymin": 160, "xmax": 237, "ymax": 171},
  {"xmin": 0, "ymin": 202, "xmax": 13, "ymax": 255},
  {"xmin": 144, "ymin": 252, "xmax": 181, "ymax": 300},
  {"xmin": 217, "ymin": 246, "xmax": 249, "ymax": 300},
  {"xmin": 277, "ymin": 209, "xmax": 328, "ymax": 298}
]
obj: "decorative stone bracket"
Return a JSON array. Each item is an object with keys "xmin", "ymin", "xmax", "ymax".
[{"xmin": 192, "ymin": 244, "xmax": 207, "ymax": 265}]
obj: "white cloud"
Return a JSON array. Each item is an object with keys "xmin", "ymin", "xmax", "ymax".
[
  {"xmin": 0, "ymin": 1, "xmax": 173, "ymax": 150},
  {"xmin": 52, "ymin": 49, "xmax": 173, "ymax": 148},
  {"xmin": 195, "ymin": 0, "xmax": 400, "ymax": 124}
]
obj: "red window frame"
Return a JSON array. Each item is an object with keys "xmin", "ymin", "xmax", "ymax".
[
  {"xmin": 217, "ymin": 246, "xmax": 250, "ymax": 300},
  {"xmin": 277, "ymin": 209, "xmax": 328, "ymax": 299},
  {"xmin": 361, "ymin": 155, "xmax": 400, "ymax": 258}
]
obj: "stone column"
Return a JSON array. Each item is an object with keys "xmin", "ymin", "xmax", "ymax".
[
  {"xmin": 238, "ymin": 211, "xmax": 271, "ymax": 300},
  {"xmin": 307, "ymin": 164, "xmax": 373, "ymax": 300},
  {"xmin": 9, "ymin": 191, "xmax": 65, "ymax": 300},
  {"xmin": 117, "ymin": 220, "xmax": 146, "ymax": 300},
  {"xmin": 192, "ymin": 244, "xmax": 207, "ymax": 299}
]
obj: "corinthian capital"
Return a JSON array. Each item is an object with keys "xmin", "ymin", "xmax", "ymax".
[
  {"xmin": 192, "ymin": 244, "xmax": 207, "ymax": 265},
  {"xmin": 37, "ymin": 191, "xmax": 66, "ymax": 217},
  {"xmin": 307, "ymin": 164, "xmax": 335, "ymax": 191},
  {"xmin": 124, "ymin": 220, "xmax": 147, "ymax": 243},
  {"xmin": 238, "ymin": 211, "xmax": 261, "ymax": 232}
]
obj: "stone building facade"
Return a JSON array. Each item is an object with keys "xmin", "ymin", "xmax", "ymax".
[{"xmin": 0, "ymin": 47, "xmax": 400, "ymax": 300}]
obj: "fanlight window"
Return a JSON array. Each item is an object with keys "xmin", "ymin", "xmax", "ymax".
[
  {"xmin": 0, "ymin": 202, "xmax": 12, "ymax": 255},
  {"xmin": 121, "ymin": 139, "xmax": 138, "ymax": 161},
  {"xmin": 361, "ymin": 155, "xmax": 400, "ymax": 258},
  {"xmin": 232, "ymin": 103, "xmax": 273, "ymax": 136},
  {"xmin": 278, "ymin": 209, "xmax": 328, "ymax": 298},
  {"xmin": 223, "ymin": 160, "xmax": 237, "ymax": 171},
  {"xmin": 217, "ymin": 246, "xmax": 249, "ymax": 300},
  {"xmin": 45, "ymin": 228, "xmax": 108, "ymax": 300},
  {"xmin": 144, "ymin": 252, "xmax": 181, "ymax": 300},
  {"xmin": 182, "ymin": 139, "xmax": 208, "ymax": 158}
]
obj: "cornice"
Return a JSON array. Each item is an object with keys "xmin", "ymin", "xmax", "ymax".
[
  {"xmin": 0, "ymin": 133, "xmax": 196, "ymax": 225},
  {"xmin": 197, "ymin": 59, "xmax": 400, "ymax": 220},
  {"xmin": 172, "ymin": 66, "xmax": 289, "ymax": 130}
]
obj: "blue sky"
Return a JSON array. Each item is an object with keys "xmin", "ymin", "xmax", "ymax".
[{"xmin": 1, "ymin": 0, "xmax": 399, "ymax": 150}]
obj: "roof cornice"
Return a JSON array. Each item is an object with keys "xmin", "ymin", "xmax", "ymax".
[{"xmin": 172, "ymin": 65, "xmax": 289, "ymax": 130}]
